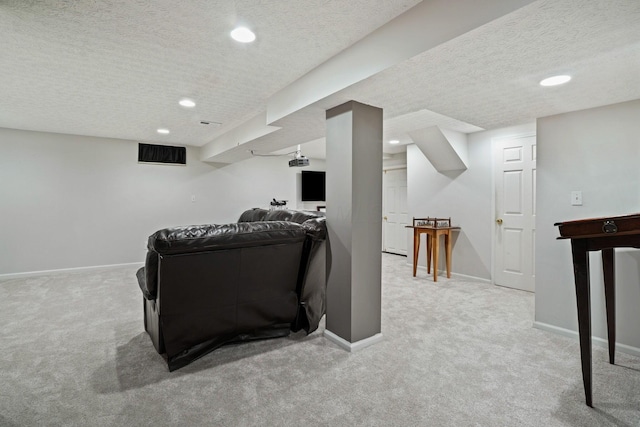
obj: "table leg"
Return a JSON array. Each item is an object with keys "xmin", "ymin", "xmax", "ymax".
[
  {"xmin": 432, "ymin": 233, "xmax": 439, "ymax": 282},
  {"xmin": 426, "ymin": 234, "xmax": 432, "ymax": 274},
  {"xmin": 602, "ymin": 248, "xmax": 616, "ymax": 365},
  {"xmin": 413, "ymin": 229, "xmax": 419, "ymax": 277},
  {"xmin": 445, "ymin": 232, "xmax": 452, "ymax": 278},
  {"xmin": 571, "ymin": 238, "xmax": 592, "ymax": 407}
]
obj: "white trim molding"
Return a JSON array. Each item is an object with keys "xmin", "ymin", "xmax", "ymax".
[
  {"xmin": 383, "ymin": 164, "xmax": 408, "ymax": 171},
  {"xmin": 324, "ymin": 330, "xmax": 383, "ymax": 352},
  {"xmin": 404, "ymin": 262, "xmax": 491, "ymax": 284},
  {"xmin": 0, "ymin": 262, "xmax": 144, "ymax": 280},
  {"xmin": 533, "ymin": 321, "xmax": 640, "ymax": 358},
  {"xmin": 449, "ymin": 272, "xmax": 491, "ymax": 284}
]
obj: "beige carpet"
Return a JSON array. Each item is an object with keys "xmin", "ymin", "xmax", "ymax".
[{"xmin": 1, "ymin": 253, "xmax": 639, "ymax": 426}]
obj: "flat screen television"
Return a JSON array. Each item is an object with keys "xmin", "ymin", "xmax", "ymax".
[{"xmin": 301, "ymin": 170, "xmax": 326, "ymax": 201}]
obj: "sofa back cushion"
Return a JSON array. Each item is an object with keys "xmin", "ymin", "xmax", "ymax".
[
  {"xmin": 148, "ymin": 221, "xmax": 306, "ymax": 255},
  {"xmin": 238, "ymin": 208, "xmax": 269, "ymax": 222},
  {"xmin": 263, "ymin": 209, "xmax": 324, "ymax": 224},
  {"xmin": 142, "ymin": 221, "xmax": 306, "ymax": 299},
  {"xmin": 237, "ymin": 208, "xmax": 326, "ymax": 240}
]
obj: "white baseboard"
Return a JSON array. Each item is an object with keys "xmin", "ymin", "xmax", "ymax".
[
  {"xmin": 404, "ymin": 261, "xmax": 491, "ymax": 283},
  {"xmin": 324, "ymin": 330, "xmax": 383, "ymax": 352},
  {"xmin": 449, "ymin": 271, "xmax": 492, "ymax": 284},
  {"xmin": 533, "ymin": 321, "xmax": 640, "ymax": 358},
  {"xmin": 0, "ymin": 262, "xmax": 144, "ymax": 280}
]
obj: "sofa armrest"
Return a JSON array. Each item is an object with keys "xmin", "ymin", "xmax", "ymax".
[
  {"xmin": 301, "ymin": 217, "xmax": 326, "ymax": 240},
  {"xmin": 139, "ymin": 248, "xmax": 160, "ymax": 299},
  {"xmin": 136, "ymin": 267, "xmax": 154, "ymax": 300}
]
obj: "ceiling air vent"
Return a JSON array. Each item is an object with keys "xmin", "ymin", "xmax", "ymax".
[{"xmin": 199, "ymin": 120, "xmax": 221, "ymax": 126}]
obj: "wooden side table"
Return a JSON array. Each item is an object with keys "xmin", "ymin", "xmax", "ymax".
[
  {"xmin": 406, "ymin": 225, "xmax": 460, "ymax": 282},
  {"xmin": 555, "ymin": 213, "xmax": 640, "ymax": 407}
]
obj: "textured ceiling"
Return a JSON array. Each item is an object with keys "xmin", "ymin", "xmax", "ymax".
[
  {"xmin": 290, "ymin": 0, "xmax": 640, "ymax": 157},
  {"xmin": 2, "ymin": 0, "xmax": 640, "ymax": 159},
  {"xmin": 0, "ymin": 0, "xmax": 420, "ymax": 145},
  {"xmin": 336, "ymin": 0, "xmax": 640, "ymax": 130}
]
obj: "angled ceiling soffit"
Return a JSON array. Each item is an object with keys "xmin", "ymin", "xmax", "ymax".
[{"xmin": 408, "ymin": 126, "xmax": 468, "ymax": 172}]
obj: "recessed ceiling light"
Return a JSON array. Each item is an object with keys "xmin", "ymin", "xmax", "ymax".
[
  {"xmin": 179, "ymin": 98, "xmax": 196, "ymax": 108},
  {"xmin": 157, "ymin": 128, "xmax": 170, "ymax": 134},
  {"xmin": 540, "ymin": 75, "xmax": 571, "ymax": 86},
  {"xmin": 230, "ymin": 27, "xmax": 256, "ymax": 43},
  {"xmin": 389, "ymin": 139, "xmax": 400, "ymax": 145}
]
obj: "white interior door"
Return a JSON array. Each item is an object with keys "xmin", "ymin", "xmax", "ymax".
[
  {"xmin": 383, "ymin": 168, "xmax": 408, "ymax": 256},
  {"xmin": 494, "ymin": 135, "xmax": 536, "ymax": 292}
]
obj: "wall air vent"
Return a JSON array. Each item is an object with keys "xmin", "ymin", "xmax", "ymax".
[{"xmin": 138, "ymin": 143, "xmax": 186, "ymax": 165}]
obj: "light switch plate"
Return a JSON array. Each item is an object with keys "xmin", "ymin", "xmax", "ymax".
[{"xmin": 571, "ymin": 191, "xmax": 582, "ymax": 206}]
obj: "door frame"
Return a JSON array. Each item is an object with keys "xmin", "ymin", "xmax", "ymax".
[
  {"xmin": 382, "ymin": 165, "xmax": 408, "ymax": 256},
  {"xmin": 491, "ymin": 132, "xmax": 536, "ymax": 290}
]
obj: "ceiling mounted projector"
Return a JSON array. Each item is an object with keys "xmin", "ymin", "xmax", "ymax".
[
  {"xmin": 289, "ymin": 157, "xmax": 309, "ymax": 167},
  {"xmin": 250, "ymin": 144, "xmax": 310, "ymax": 167},
  {"xmin": 288, "ymin": 144, "xmax": 309, "ymax": 167}
]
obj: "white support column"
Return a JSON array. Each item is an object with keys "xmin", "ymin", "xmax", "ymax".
[{"xmin": 325, "ymin": 101, "xmax": 383, "ymax": 350}]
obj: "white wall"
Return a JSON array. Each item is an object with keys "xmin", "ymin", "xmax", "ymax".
[
  {"xmin": 407, "ymin": 123, "xmax": 535, "ymax": 280},
  {"xmin": 407, "ymin": 138, "xmax": 491, "ymax": 278},
  {"xmin": 535, "ymin": 99, "xmax": 640, "ymax": 351},
  {"xmin": 0, "ymin": 127, "xmax": 324, "ymax": 275}
]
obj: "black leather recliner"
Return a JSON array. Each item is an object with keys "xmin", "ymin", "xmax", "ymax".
[{"xmin": 136, "ymin": 208, "xmax": 326, "ymax": 371}]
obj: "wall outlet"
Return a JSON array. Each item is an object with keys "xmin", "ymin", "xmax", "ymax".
[
  {"xmin": 571, "ymin": 191, "xmax": 582, "ymax": 206},
  {"xmin": 191, "ymin": 195, "xmax": 196, "ymax": 203}
]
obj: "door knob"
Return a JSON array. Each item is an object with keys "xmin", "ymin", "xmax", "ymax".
[
  {"xmin": 496, "ymin": 218, "xmax": 503, "ymax": 224},
  {"xmin": 383, "ymin": 216, "xmax": 388, "ymax": 220}
]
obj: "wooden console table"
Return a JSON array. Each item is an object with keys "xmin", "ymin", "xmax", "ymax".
[
  {"xmin": 406, "ymin": 224, "xmax": 460, "ymax": 282},
  {"xmin": 555, "ymin": 213, "xmax": 640, "ymax": 407}
]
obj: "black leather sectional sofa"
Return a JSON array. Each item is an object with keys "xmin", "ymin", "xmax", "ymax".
[{"xmin": 136, "ymin": 208, "xmax": 326, "ymax": 371}]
